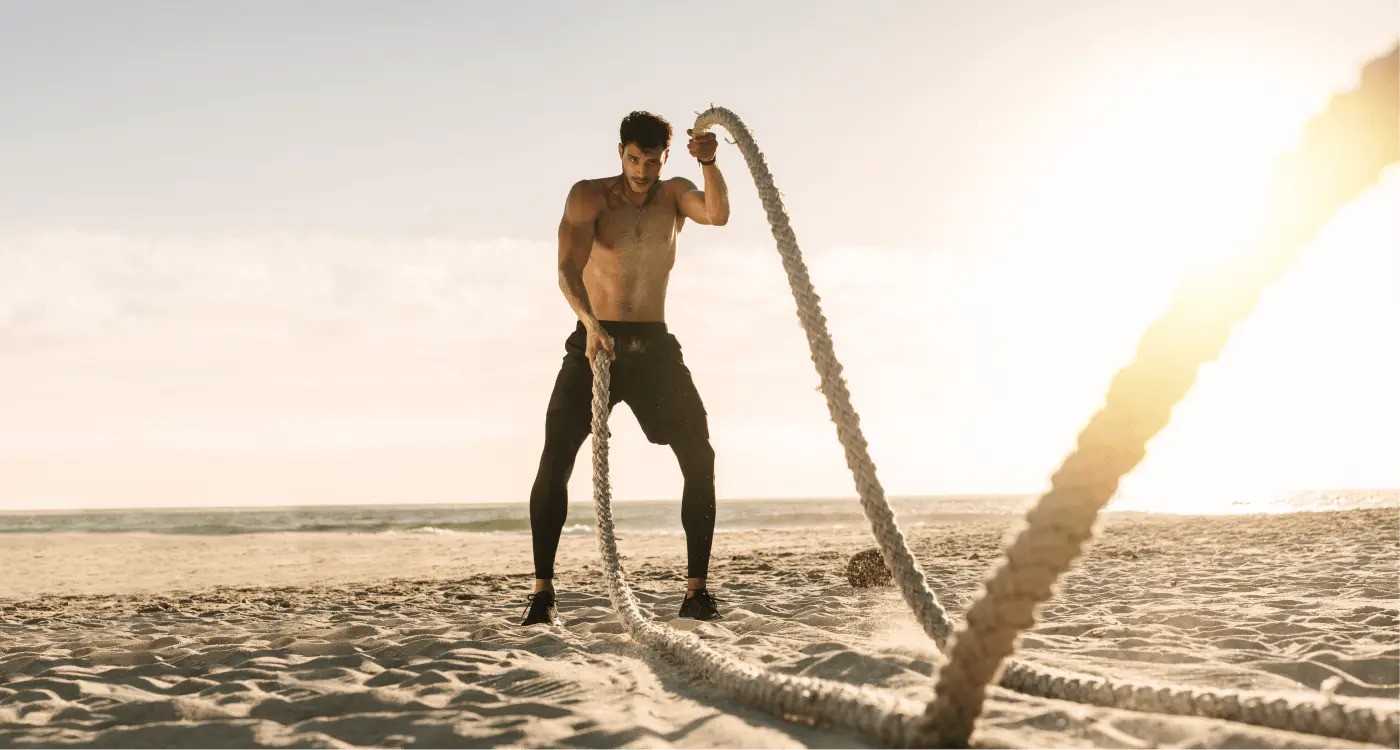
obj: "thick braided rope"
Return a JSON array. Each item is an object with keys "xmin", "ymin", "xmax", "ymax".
[
  {"xmin": 691, "ymin": 46, "xmax": 1399, "ymax": 748},
  {"xmin": 578, "ymin": 47, "xmax": 1397, "ymax": 747},
  {"xmin": 690, "ymin": 107, "xmax": 956, "ymax": 648},
  {"xmin": 588, "ymin": 352, "xmax": 937, "ymax": 747},
  {"xmin": 922, "ymin": 46, "xmax": 1400, "ymax": 747}
]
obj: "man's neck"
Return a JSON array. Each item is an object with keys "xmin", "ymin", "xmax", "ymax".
[{"xmin": 620, "ymin": 175, "xmax": 654, "ymax": 200}]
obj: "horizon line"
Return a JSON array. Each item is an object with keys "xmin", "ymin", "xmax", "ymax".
[{"xmin": 3, "ymin": 487, "xmax": 1396, "ymax": 515}]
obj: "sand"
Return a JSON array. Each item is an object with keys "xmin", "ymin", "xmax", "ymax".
[{"xmin": 1, "ymin": 508, "xmax": 1396, "ymax": 748}]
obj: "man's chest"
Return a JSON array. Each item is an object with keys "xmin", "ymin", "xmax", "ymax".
[{"xmin": 595, "ymin": 201, "xmax": 680, "ymax": 249}]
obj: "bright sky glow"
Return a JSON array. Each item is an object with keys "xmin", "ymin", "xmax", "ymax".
[{"xmin": 1, "ymin": 2, "xmax": 1395, "ymax": 511}]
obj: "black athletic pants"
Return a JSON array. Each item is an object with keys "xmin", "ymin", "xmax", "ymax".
[{"xmin": 529, "ymin": 321, "xmax": 715, "ymax": 580}]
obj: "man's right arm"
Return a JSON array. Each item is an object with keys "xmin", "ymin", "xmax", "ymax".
[{"xmin": 557, "ymin": 180, "xmax": 600, "ymax": 328}]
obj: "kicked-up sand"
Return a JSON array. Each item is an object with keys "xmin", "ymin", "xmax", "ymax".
[{"xmin": 0, "ymin": 508, "xmax": 1396, "ymax": 748}]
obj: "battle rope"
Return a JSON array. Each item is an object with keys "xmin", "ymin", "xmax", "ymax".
[
  {"xmin": 586, "ymin": 44, "xmax": 1398, "ymax": 747},
  {"xmin": 589, "ymin": 353, "xmax": 930, "ymax": 746},
  {"xmin": 922, "ymin": 44, "xmax": 1399, "ymax": 747}
]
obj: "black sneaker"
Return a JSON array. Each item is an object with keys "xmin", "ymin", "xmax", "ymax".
[
  {"xmin": 520, "ymin": 590, "xmax": 558, "ymax": 626},
  {"xmin": 678, "ymin": 588, "xmax": 723, "ymax": 621}
]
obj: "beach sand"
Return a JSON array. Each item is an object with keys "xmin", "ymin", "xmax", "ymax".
[{"xmin": 1, "ymin": 508, "xmax": 1396, "ymax": 748}]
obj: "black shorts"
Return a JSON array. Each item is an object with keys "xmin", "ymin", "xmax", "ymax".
[{"xmin": 544, "ymin": 321, "xmax": 709, "ymax": 446}]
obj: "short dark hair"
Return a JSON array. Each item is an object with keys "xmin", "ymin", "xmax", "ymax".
[{"xmin": 619, "ymin": 111, "xmax": 672, "ymax": 152}]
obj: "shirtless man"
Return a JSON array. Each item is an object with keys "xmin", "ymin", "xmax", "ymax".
[{"xmin": 521, "ymin": 111, "xmax": 730, "ymax": 626}]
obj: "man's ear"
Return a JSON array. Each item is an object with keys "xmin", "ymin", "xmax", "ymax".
[
  {"xmin": 661, "ymin": 148, "xmax": 669, "ymax": 164},
  {"xmin": 618, "ymin": 144, "xmax": 624, "ymax": 158}
]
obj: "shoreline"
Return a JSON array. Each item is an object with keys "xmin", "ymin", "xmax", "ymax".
[{"xmin": 2, "ymin": 507, "xmax": 1393, "ymax": 599}]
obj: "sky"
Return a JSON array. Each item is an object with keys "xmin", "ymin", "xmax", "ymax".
[{"xmin": 1, "ymin": 1, "xmax": 1396, "ymax": 511}]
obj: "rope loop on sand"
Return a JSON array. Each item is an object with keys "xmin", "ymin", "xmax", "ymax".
[{"xmin": 586, "ymin": 45, "xmax": 1399, "ymax": 748}]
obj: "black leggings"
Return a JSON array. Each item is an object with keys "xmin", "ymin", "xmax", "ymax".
[
  {"xmin": 530, "ymin": 433, "xmax": 716, "ymax": 580},
  {"xmin": 530, "ymin": 322, "xmax": 715, "ymax": 581}
]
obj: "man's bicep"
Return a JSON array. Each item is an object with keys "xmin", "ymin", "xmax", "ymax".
[
  {"xmin": 673, "ymin": 178, "xmax": 711, "ymax": 225},
  {"xmin": 558, "ymin": 181, "xmax": 598, "ymax": 267},
  {"xmin": 557, "ymin": 215, "xmax": 593, "ymax": 268}
]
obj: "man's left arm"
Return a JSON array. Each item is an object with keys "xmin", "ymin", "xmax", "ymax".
[{"xmin": 676, "ymin": 129, "xmax": 729, "ymax": 226}]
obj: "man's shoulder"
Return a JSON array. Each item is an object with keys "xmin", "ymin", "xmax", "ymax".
[
  {"xmin": 664, "ymin": 176, "xmax": 699, "ymax": 193},
  {"xmin": 565, "ymin": 178, "xmax": 611, "ymax": 209},
  {"xmin": 660, "ymin": 177, "xmax": 698, "ymax": 207},
  {"xmin": 570, "ymin": 177, "xmax": 610, "ymax": 194}
]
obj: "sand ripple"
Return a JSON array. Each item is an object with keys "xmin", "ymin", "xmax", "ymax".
[{"xmin": 0, "ymin": 509, "xmax": 1395, "ymax": 747}]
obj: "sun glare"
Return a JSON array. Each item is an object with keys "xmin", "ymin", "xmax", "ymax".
[
  {"xmin": 1035, "ymin": 47, "xmax": 1324, "ymax": 275},
  {"xmin": 987, "ymin": 45, "xmax": 1398, "ymax": 513}
]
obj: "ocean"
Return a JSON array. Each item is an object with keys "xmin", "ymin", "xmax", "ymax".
[{"xmin": 1, "ymin": 490, "xmax": 1395, "ymax": 536}]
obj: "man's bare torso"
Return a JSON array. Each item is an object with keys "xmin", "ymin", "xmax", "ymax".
[{"xmin": 584, "ymin": 175, "xmax": 688, "ymax": 322}]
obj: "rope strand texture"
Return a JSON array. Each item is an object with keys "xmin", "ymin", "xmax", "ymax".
[
  {"xmin": 923, "ymin": 45, "xmax": 1399, "ymax": 746},
  {"xmin": 583, "ymin": 44, "xmax": 1398, "ymax": 748},
  {"xmin": 588, "ymin": 352, "xmax": 934, "ymax": 747}
]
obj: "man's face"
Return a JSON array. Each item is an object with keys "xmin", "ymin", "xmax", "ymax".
[{"xmin": 618, "ymin": 142, "xmax": 667, "ymax": 191}]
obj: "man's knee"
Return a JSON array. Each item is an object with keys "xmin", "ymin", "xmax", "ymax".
[
  {"xmin": 544, "ymin": 406, "xmax": 590, "ymax": 450},
  {"xmin": 672, "ymin": 437, "xmax": 715, "ymax": 477},
  {"xmin": 537, "ymin": 423, "xmax": 587, "ymax": 470},
  {"xmin": 531, "ymin": 432, "xmax": 586, "ymax": 522}
]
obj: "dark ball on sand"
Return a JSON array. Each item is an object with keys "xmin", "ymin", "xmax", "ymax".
[{"xmin": 847, "ymin": 548, "xmax": 893, "ymax": 588}]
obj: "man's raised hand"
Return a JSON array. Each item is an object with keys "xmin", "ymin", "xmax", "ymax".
[{"xmin": 687, "ymin": 129, "xmax": 718, "ymax": 163}]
